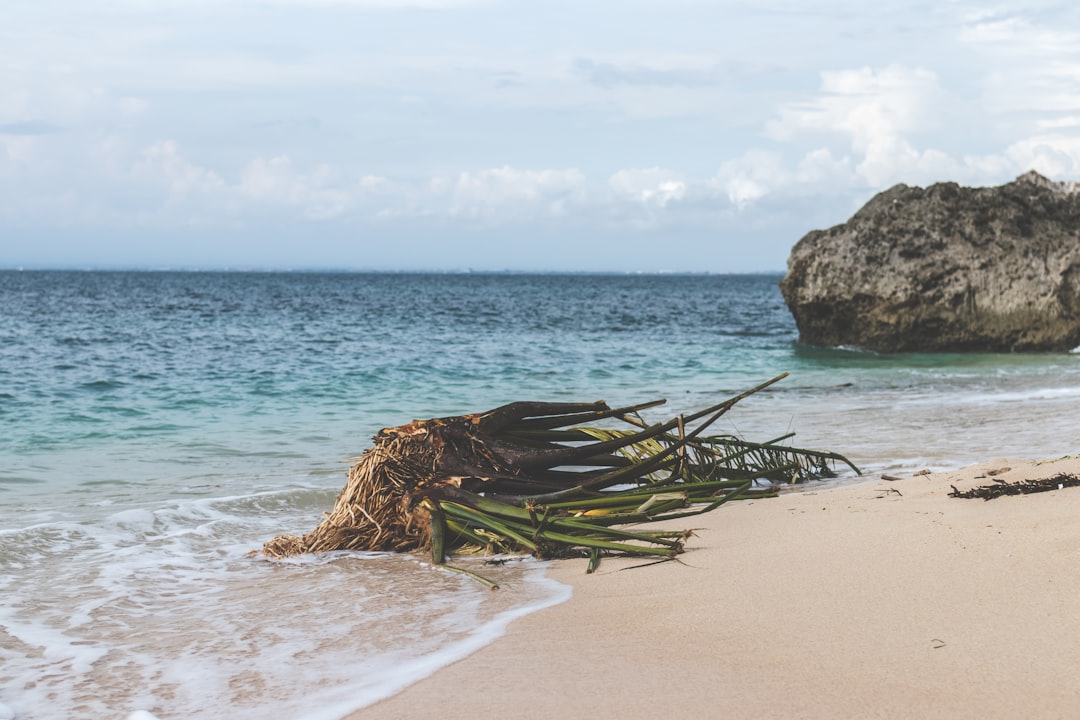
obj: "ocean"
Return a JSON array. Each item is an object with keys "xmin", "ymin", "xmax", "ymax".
[{"xmin": 3, "ymin": 270, "xmax": 1080, "ymax": 719}]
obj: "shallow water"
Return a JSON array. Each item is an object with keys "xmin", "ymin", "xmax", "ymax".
[{"xmin": 2, "ymin": 270, "xmax": 1080, "ymax": 718}]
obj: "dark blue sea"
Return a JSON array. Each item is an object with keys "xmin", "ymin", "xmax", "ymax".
[{"xmin": 3, "ymin": 270, "xmax": 1080, "ymax": 718}]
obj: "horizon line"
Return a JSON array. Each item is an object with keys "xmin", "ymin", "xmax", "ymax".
[{"xmin": 0, "ymin": 266, "xmax": 787, "ymax": 276}]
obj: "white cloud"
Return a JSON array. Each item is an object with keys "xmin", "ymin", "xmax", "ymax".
[
  {"xmin": 765, "ymin": 65, "xmax": 948, "ymax": 187},
  {"xmin": 708, "ymin": 147, "xmax": 854, "ymax": 209},
  {"xmin": 794, "ymin": 147, "xmax": 853, "ymax": 187},
  {"xmin": 766, "ymin": 65, "xmax": 942, "ymax": 141},
  {"xmin": 132, "ymin": 140, "xmax": 225, "ymax": 197},
  {"xmin": 238, "ymin": 155, "xmax": 387, "ymax": 220},
  {"xmin": 446, "ymin": 166, "xmax": 587, "ymax": 219},
  {"xmin": 959, "ymin": 10, "xmax": 1080, "ymax": 56},
  {"xmin": 958, "ymin": 12, "xmax": 1027, "ymax": 45},
  {"xmin": 723, "ymin": 177, "xmax": 768, "ymax": 209},
  {"xmin": 1004, "ymin": 134, "xmax": 1080, "ymax": 178},
  {"xmin": 607, "ymin": 167, "xmax": 686, "ymax": 207},
  {"xmin": 710, "ymin": 150, "xmax": 786, "ymax": 209},
  {"xmin": 1038, "ymin": 116, "xmax": 1080, "ymax": 130},
  {"xmin": 959, "ymin": 8, "xmax": 1080, "ymax": 123},
  {"xmin": 124, "ymin": 142, "xmax": 403, "ymax": 222}
]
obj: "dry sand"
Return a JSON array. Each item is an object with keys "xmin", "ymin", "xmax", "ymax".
[{"xmin": 356, "ymin": 456, "xmax": 1080, "ymax": 720}]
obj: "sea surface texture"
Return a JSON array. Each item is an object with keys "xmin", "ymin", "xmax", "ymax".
[{"xmin": 3, "ymin": 271, "xmax": 1080, "ymax": 719}]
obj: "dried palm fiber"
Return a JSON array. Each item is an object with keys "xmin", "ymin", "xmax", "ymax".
[
  {"xmin": 261, "ymin": 373, "xmax": 860, "ymax": 564},
  {"xmin": 261, "ymin": 412, "xmax": 513, "ymax": 557}
]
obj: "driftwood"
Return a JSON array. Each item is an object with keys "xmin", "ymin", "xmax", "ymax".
[{"xmin": 262, "ymin": 374, "xmax": 859, "ymax": 570}]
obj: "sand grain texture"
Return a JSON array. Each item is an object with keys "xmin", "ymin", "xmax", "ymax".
[{"xmin": 357, "ymin": 457, "xmax": 1080, "ymax": 719}]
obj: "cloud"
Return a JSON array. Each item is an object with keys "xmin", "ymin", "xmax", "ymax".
[
  {"xmin": 765, "ymin": 65, "xmax": 940, "ymax": 144},
  {"xmin": 950, "ymin": 8, "xmax": 1080, "ymax": 179},
  {"xmin": 444, "ymin": 166, "xmax": 587, "ymax": 219},
  {"xmin": 239, "ymin": 155, "xmax": 387, "ymax": 220},
  {"xmin": 1038, "ymin": 116, "xmax": 1080, "ymax": 130},
  {"xmin": 765, "ymin": 65, "xmax": 949, "ymax": 186},
  {"xmin": 608, "ymin": 167, "xmax": 686, "ymax": 207},
  {"xmin": 958, "ymin": 10, "xmax": 1027, "ymax": 45},
  {"xmin": 708, "ymin": 147, "xmax": 856, "ymax": 210},
  {"xmin": 1004, "ymin": 134, "xmax": 1080, "ymax": 178},
  {"xmin": 132, "ymin": 140, "xmax": 225, "ymax": 199},
  {"xmin": 710, "ymin": 151, "xmax": 784, "ymax": 209},
  {"xmin": 959, "ymin": 9, "xmax": 1080, "ymax": 56},
  {"xmin": 124, "ymin": 141, "xmax": 401, "ymax": 222},
  {"xmin": 959, "ymin": 8, "xmax": 1080, "ymax": 121}
]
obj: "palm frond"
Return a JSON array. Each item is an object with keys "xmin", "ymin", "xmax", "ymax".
[{"xmin": 261, "ymin": 373, "xmax": 859, "ymax": 574}]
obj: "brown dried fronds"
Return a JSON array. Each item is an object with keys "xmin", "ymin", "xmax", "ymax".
[
  {"xmin": 262, "ymin": 431, "xmax": 439, "ymax": 558},
  {"xmin": 259, "ymin": 378, "xmax": 861, "ymax": 565}
]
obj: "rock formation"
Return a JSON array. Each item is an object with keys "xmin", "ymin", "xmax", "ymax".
[{"xmin": 780, "ymin": 171, "xmax": 1080, "ymax": 352}]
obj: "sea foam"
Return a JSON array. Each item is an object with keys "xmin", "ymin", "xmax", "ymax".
[{"xmin": 0, "ymin": 486, "xmax": 570, "ymax": 719}]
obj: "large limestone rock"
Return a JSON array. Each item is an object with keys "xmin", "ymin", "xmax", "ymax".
[{"xmin": 779, "ymin": 171, "xmax": 1080, "ymax": 352}]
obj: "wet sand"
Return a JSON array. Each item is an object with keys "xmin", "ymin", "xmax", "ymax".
[{"xmin": 356, "ymin": 456, "xmax": 1080, "ymax": 719}]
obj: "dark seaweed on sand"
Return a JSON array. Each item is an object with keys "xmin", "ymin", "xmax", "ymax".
[{"xmin": 949, "ymin": 474, "xmax": 1080, "ymax": 500}]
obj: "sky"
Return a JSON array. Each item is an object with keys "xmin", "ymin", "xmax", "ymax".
[{"xmin": 2, "ymin": 0, "xmax": 1080, "ymax": 272}]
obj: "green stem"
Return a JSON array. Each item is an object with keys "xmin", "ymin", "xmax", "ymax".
[
  {"xmin": 441, "ymin": 502, "xmax": 540, "ymax": 552},
  {"xmin": 438, "ymin": 564, "xmax": 500, "ymax": 590}
]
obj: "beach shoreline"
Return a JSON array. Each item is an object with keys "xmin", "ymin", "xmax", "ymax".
[{"xmin": 355, "ymin": 456, "xmax": 1080, "ymax": 720}]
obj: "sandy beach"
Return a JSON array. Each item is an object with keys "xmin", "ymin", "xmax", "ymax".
[{"xmin": 357, "ymin": 456, "xmax": 1080, "ymax": 720}]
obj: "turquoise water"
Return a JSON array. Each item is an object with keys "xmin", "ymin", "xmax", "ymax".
[{"xmin": 3, "ymin": 270, "xmax": 1080, "ymax": 718}]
